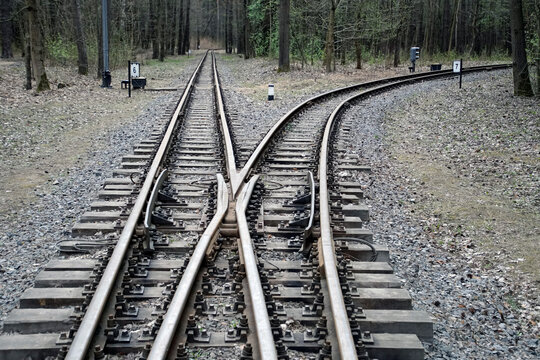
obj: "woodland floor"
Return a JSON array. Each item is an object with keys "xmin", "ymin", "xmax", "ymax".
[{"xmin": 0, "ymin": 54, "xmax": 198, "ymax": 219}]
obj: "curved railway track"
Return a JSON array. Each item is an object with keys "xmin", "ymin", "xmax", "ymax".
[{"xmin": 0, "ymin": 56, "xmax": 509, "ymax": 360}]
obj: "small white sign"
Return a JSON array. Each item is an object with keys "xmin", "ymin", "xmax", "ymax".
[
  {"xmin": 453, "ymin": 60, "xmax": 461, "ymax": 73},
  {"xmin": 131, "ymin": 62, "xmax": 140, "ymax": 78}
]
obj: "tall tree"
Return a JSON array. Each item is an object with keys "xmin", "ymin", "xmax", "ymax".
[
  {"xmin": 0, "ymin": 0, "xmax": 13, "ymax": 58},
  {"xmin": 225, "ymin": 0, "xmax": 232, "ymax": 53},
  {"xmin": 177, "ymin": 0, "xmax": 184, "ymax": 54},
  {"xmin": 323, "ymin": 0, "xmax": 341, "ymax": 72},
  {"xmin": 393, "ymin": 0, "xmax": 402, "ymax": 67},
  {"xmin": 183, "ymin": 0, "xmax": 191, "ymax": 53},
  {"xmin": 237, "ymin": 0, "xmax": 245, "ymax": 54},
  {"xmin": 244, "ymin": 0, "xmax": 254, "ymax": 59},
  {"xmin": 151, "ymin": 0, "xmax": 159, "ymax": 58},
  {"xmin": 278, "ymin": 0, "xmax": 290, "ymax": 72},
  {"xmin": 158, "ymin": 0, "xmax": 166, "ymax": 61},
  {"xmin": 26, "ymin": 0, "xmax": 50, "ymax": 91},
  {"xmin": 509, "ymin": 0, "xmax": 533, "ymax": 96},
  {"xmin": 354, "ymin": 2, "xmax": 362, "ymax": 69},
  {"xmin": 23, "ymin": 11, "xmax": 31, "ymax": 90},
  {"xmin": 71, "ymin": 0, "xmax": 88, "ymax": 75}
]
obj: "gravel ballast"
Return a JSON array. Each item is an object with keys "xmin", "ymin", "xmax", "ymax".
[
  {"xmin": 0, "ymin": 55, "xmax": 202, "ymax": 324},
  {"xmin": 1, "ymin": 51, "xmax": 537, "ymax": 360},
  {"xmin": 339, "ymin": 69, "xmax": 539, "ymax": 359}
]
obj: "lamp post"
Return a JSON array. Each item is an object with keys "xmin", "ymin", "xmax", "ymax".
[{"xmin": 101, "ymin": 0, "xmax": 111, "ymax": 87}]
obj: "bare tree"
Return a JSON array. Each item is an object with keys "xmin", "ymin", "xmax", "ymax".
[
  {"xmin": 183, "ymin": 0, "xmax": 191, "ymax": 53},
  {"xmin": 177, "ymin": 0, "xmax": 184, "ymax": 54},
  {"xmin": 244, "ymin": 0, "xmax": 254, "ymax": 59},
  {"xmin": 278, "ymin": 0, "xmax": 290, "ymax": 72},
  {"xmin": 0, "ymin": 0, "xmax": 13, "ymax": 58},
  {"xmin": 510, "ymin": 0, "xmax": 534, "ymax": 96},
  {"xmin": 23, "ymin": 11, "xmax": 31, "ymax": 90},
  {"xmin": 26, "ymin": 0, "xmax": 50, "ymax": 91},
  {"xmin": 323, "ymin": 0, "xmax": 341, "ymax": 72},
  {"xmin": 354, "ymin": 2, "xmax": 362, "ymax": 69},
  {"xmin": 158, "ymin": 0, "xmax": 166, "ymax": 61},
  {"xmin": 151, "ymin": 0, "xmax": 159, "ymax": 58},
  {"xmin": 71, "ymin": 0, "xmax": 88, "ymax": 75}
]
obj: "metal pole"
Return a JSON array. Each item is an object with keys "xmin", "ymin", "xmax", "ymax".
[
  {"xmin": 128, "ymin": 60, "xmax": 131, "ymax": 97},
  {"xmin": 101, "ymin": 0, "xmax": 111, "ymax": 87}
]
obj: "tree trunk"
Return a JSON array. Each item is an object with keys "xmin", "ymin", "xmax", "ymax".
[
  {"xmin": 151, "ymin": 0, "xmax": 159, "ymax": 58},
  {"xmin": 355, "ymin": 39, "xmax": 362, "ymax": 69},
  {"xmin": 244, "ymin": 0, "xmax": 253, "ymax": 59},
  {"xmin": 509, "ymin": 0, "xmax": 533, "ymax": 96},
  {"xmin": 71, "ymin": 0, "xmax": 88, "ymax": 75},
  {"xmin": 323, "ymin": 0, "xmax": 339, "ymax": 72},
  {"xmin": 355, "ymin": 3, "xmax": 362, "ymax": 70},
  {"xmin": 393, "ymin": 0, "xmax": 401, "ymax": 67},
  {"xmin": 278, "ymin": 0, "xmax": 290, "ymax": 72},
  {"xmin": 237, "ymin": 0, "xmax": 245, "ymax": 54},
  {"xmin": 159, "ymin": 0, "xmax": 166, "ymax": 61},
  {"xmin": 225, "ymin": 0, "xmax": 232, "ymax": 53},
  {"xmin": 0, "ymin": 0, "xmax": 13, "ymax": 58},
  {"xmin": 217, "ymin": 0, "xmax": 221, "ymax": 45},
  {"xmin": 183, "ymin": 0, "xmax": 191, "ymax": 54},
  {"xmin": 24, "ymin": 13, "xmax": 32, "ymax": 90},
  {"xmin": 177, "ymin": 0, "xmax": 184, "ymax": 55},
  {"xmin": 169, "ymin": 0, "xmax": 176, "ymax": 54},
  {"xmin": 470, "ymin": 0, "xmax": 480, "ymax": 54},
  {"xmin": 442, "ymin": 0, "xmax": 450, "ymax": 52},
  {"xmin": 195, "ymin": 0, "xmax": 200, "ymax": 49},
  {"xmin": 413, "ymin": 0, "xmax": 422, "ymax": 46},
  {"xmin": 26, "ymin": 0, "xmax": 49, "ymax": 91}
]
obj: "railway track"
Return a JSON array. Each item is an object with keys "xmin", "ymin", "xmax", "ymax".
[{"xmin": 0, "ymin": 56, "xmax": 509, "ymax": 360}]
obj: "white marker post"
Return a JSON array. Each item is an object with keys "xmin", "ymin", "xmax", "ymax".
[
  {"xmin": 453, "ymin": 59, "xmax": 462, "ymax": 89},
  {"xmin": 268, "ymin": 84, "xmax": 274, "ymax": 101},
  {"xmin": 130, "ymin": 62, "xmax": 140, "ymax": 78}
]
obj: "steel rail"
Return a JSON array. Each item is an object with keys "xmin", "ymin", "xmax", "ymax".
[
  {"xmin": 234, "ymin": 63, "xmax": 510, "ymax": 195},
  {"xmin": 236, "ymin": 175, "xmax": 278, "ymax": 360},
  {"xmin": 305, "ymin": 171, "xmax": 315, "ymax": 238},
  {"xmin": 144, "ymin": 169, "xmax": 169, "ymax": 230},
  {"xmin": 299, "ymin": 171, "xmax": 315, "ymax": 252},
  {"xmin": 319, "ymin": 115, "xmax": 358, "ymax": 359},
  {"xmin": 147, "ymin": 174, "xmax": 229, "ymax": 360},
  {"xmin": 211, "ymin": 52, "xmax": 241, "ymax": 195},
  {"xmin": 317, "ymin": 64, "xmax": 511, "ymax": 359},
  {"xmin": 65, "ymin": 51, "xmax": 209, "ymax": 360}
]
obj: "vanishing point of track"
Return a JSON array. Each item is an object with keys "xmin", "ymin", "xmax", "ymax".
[{"xmin": 0, "ymin": 53, "xmax": 509, "ymax": 360}]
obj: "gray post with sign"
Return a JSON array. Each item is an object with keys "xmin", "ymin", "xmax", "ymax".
[
  {"xmin": 453, "ymin": 59, "xmax": 463, "ymax": 89},
  {"xmin": 410, "ymin": 47, "xmax": 420, "ymax": 72}
]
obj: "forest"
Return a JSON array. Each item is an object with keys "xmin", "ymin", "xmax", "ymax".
[{"xmin": 0, "ymin": 0, "xmax": 538, "ymax": 95}]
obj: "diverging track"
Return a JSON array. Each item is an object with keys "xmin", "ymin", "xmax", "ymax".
[{"xmin": 0, "ymin": 58, "xmax": 509, "ymax": 360}]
